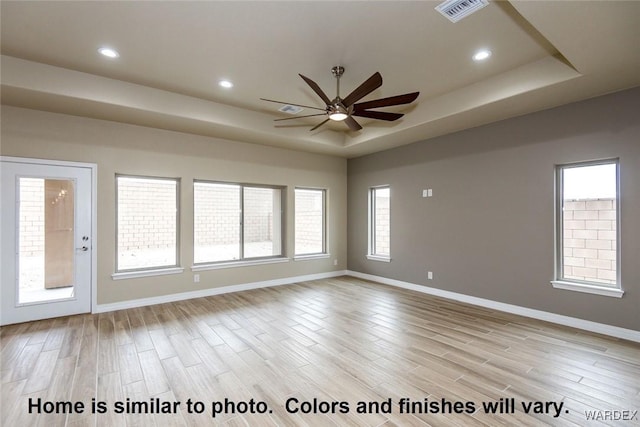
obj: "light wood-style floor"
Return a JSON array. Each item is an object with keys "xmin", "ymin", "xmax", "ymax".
[{"xmin": 1, "ymin": 276, "xmax": 639, "ymax": 426}]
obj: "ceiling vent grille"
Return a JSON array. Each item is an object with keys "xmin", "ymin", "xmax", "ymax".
[
  {"xmin": 279, "ymin": 105, "xmax": 304, "ymax": 114},
  {"xmin": 435, "ymin": 0, "xmax": 489, "ymax": 23}
]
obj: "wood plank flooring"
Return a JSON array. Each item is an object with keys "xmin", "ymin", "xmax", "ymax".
[{"xmin": 1, "ymin": 276, "xmax": 639, "ymax": 426}]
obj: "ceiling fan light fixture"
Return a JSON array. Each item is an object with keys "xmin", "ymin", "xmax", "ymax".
[
  {"xmin": 329, "ymin": 112, "xmax": 348, "ymax": 121},
  {"xmin": 328, "ymin": 104, "xmax": 348, "ymax": 121}
]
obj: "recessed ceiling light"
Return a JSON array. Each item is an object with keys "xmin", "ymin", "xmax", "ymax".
[
  {"xmin": 98, "ymin": 47, "xmax": 119, "ymax": 59},
  {"xmin": 473, "ymin": 49, "xmax": 492, "ymax": 61},
  {"xmin": 219, "ymin": 80, "xmax": 233, "ymax": 89}
]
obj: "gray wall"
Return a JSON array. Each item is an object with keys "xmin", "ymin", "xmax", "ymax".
[{"xmin": 348, "ymin": 87, "xmax": 640, "ymax": 331}]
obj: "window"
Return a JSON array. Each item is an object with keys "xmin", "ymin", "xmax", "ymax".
[
  {"xmin": 116, "ymin": 175, "xmax": 179, "ymax": 272},
  {"xmin": 368, "ymin": 186, "xmax": 390, "ymax": 261},
  {"xmin": 194, "ymin": 182, "xmax": 240, "ymax": 263},
  {"xmin": 194, "ymin": 181, "xmax": 284, "ymax": 264},
  {"xmin": 553, "ymin": 160, "xmax": 622, "ymax": 297},
  {"xmin": 295, "ymin": 188, "xmax": 326, "ymax": 256}
]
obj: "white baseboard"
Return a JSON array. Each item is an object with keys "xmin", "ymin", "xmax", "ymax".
[
  {"xmin": 94, "ymin": 268, "xmax": 638, "ymax": 343},
  {"xmin": 94, "ymin": 270, "xmax": 347, "ymax": 313},
  {"xmin": 347, "ymin": 270, "xmax": 640, "ymax": 343}
]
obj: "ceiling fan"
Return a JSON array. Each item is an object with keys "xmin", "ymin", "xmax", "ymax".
[{"xmin": 261, "ymin": 66, "xmax": 419, "ymax": 131}]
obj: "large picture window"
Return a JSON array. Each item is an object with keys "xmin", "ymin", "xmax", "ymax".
[
  {"xmin": 553, "ymin": 160, "xmax": 622, "ymax": 296},
  {"xmin": 368, "ymin": 186, "xmax": 390, "ymax": 261},
  {"xmin": 116, "ymin": 175, "xmax": 179, "ymax": 272},
  {"xmin": 294, "ymin": 188, "xmax": 326, "ymax": 256},
  {"xmin": 194, "ymin": 181, "xmax": 283, "ymax": 264}
]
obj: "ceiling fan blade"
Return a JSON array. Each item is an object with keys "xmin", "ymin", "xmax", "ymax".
[
  {"xmin": 344, "ymin": 116, "xmax": 363, "ymax": 131},
  {"xmin": 309, "ymin": 118, "xmax": 330, "ymax": 131},
  {"xmin": 352, "ymin": 110, "xmax": 404, "ymax": 121},
  {"xmin": 353, "ymin": 92, "xmax": 420, "ymax": 111},
  {"xmin": 260, "ymin": 98, "xmax": 326, "ymax": 111},
  {"xmin": 274, "ymin": 113, "xmax": 327, "ymax": 121},
  {"xmin": 299, "ymin": 74, "xmax": 332, "ymax": 105},
  {"xmin": 341, "ymin": 72, "xmax": 383, "ymax": 107}
]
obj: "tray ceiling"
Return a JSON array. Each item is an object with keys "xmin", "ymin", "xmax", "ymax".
[{"xmin": 2, "ymin": 1, "xmax": 639, "ymax": 157}]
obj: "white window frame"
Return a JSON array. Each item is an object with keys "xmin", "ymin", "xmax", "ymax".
[
  {"xmin": 113, "ymin": 174, "xmax": 182, "ymax": 278},
  {"xmin": 551, "ymin": 159, "xmax": 623, "ymax": 297},
  {"xmin": 294, "ymin": 187, "xmax": 328, "ymax": 259},
  {"xmin": 367, "ymin": 185, "xmax": 391, "ymax": 262},
  {"xmin": 192, "ymin": 180, "xmax": 286, "ymax": 269}
]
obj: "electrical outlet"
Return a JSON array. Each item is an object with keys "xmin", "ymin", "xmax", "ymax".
[
  {"xmin": 194, "ymin": 274, "xmax": 200, "ymax": 283},
  {"xmin": 427, "ymin": 271, "xmax": 433, "ymax": 280},
  {"xmin": 333, "ymin": 259, "xmax": 338, "ymax": 266}
]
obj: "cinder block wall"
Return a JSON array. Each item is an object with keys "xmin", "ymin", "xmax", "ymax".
[
  {"xmin": 193, "ymin": 186, "xmax": 274, "ymax": 246},
  {"xmin": 121, "ymin": 183, "xmax": 325, "ymax": 252},
  {"xmin": 294, "ymin": 191, "xmax": 324, "ymax": 252},
  {"xmin": 375, "ymin": 195, "xmax": 390, "ymax": 254},
  {"xmin": 243, "ymin": 188, "xmax": 274, "ymax": 243},
  {"xmin": 563, "ymin": 198, "xmax": 617, "ymax": 284},
  {"xmin": 194, "ymin": 185, "xmax": 241, "ymax": 247},
  {"xmin": 18, "ymin": 178, "xmax": 44, "ymax": 257},
  {"xmin": 117, "ymin": 179, "xmax": 177, "ymax": 252}
]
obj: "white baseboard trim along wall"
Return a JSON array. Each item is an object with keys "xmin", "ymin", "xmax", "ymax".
[
  {"xmin": 94, "ymin": 270, "xmax": 348, "ymax": 313},
  {"xmin": 95, "ymin": 269, "xmax": 639, "ymax": 343},
  {"xmin": 347, "ymin": 270, "xmax": 640, "ymax": 343}
]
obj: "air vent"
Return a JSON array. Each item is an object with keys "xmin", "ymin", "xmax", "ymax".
[
  {"xmin": 435, "ymin": 0, "xmax": 489, "ymax": 23},
  {"xmin": 278, "ymin": 105, "xmax": 304, "ymax": 114}
]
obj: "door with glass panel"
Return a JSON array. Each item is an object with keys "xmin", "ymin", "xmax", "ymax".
[{"xmin": 1, "ymin": 158, "xmax": 94, "ymax": 325}]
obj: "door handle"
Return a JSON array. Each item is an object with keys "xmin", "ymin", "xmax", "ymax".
[{"xmin": 76, "ymin": 246, "xmax": 89, "ymax": 252}]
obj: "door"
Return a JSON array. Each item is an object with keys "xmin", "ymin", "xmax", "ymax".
[{"xmin": 1, "ymin": 158, "xmax": 94, "ymax": 325}]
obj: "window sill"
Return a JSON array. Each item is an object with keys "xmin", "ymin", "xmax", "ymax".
[
  {"xmin": 366, "ymin": 255, "xmax": 391, "ymax": 263},
  {"xmin": 112, "ymin": 267, "xmax": 184, "ymax": 280},
  {"xmin": 551, "ymin": 280, "xmax": 624, "ymax": 298},
  {"xmin": 192, "ymin": 257, "xmax": 290, "ymax": 271},
  {"xmin": 294, "ymin": 253, "xmax": 330, "ymax": 261}
]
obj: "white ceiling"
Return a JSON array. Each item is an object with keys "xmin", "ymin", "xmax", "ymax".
[{"xmin": 2, "ymin": 1, "xmax": 639, "ymax": 158}]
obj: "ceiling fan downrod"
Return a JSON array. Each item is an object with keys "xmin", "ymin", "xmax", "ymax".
[
  {"xmin": 331, "ymin": 65, "xmax": 345, "ymax": 98},
  {"xmin": 329, "ymin": 66, "xmax": 348, "ymax": 121}
]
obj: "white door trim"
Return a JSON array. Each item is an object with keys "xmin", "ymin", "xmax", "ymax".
[{"xmin": 0, "ymin": 156, "xmax": 98, "ymax": 318}]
